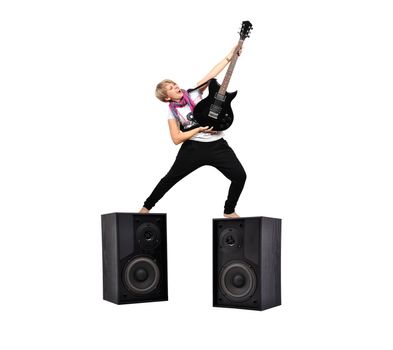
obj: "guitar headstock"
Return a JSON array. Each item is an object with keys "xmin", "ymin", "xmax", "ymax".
[{"xmin": 239, "ymin": 21, "xmax": 253, "ymax": 41}]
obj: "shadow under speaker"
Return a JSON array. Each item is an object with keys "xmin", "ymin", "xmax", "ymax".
[
  {"xmin": 213, "ymin": 216, "xmax": 281, "ymax": 311},
  {"xmin": 101, "ymin": 212, "xmax": 168, "ymax": 304}
]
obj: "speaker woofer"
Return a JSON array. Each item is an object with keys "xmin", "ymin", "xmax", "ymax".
[
  {"xmin": 219, "ymin": 261, "xmax": 257, "ymax": 302},
  {"xmin": 123, "ymin": 256, "xmax": 160, "ymax": 294}
]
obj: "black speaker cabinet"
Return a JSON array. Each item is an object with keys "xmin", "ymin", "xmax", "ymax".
[
  {"xmin": 213, "ymin": 216, "xmax": 281, "ymax": 311},
  {"xmin": 101, "ymin": 213, "xmax": 168, "ymax": 305}
]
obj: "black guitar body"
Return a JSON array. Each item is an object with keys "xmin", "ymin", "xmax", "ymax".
[
  {"xmin": 193, "ymin": 79, "xmax": 237, "ymax": 131},
  {"xmin": 192, "ymin": 21, "xmax": 252, "ymax": 131}
]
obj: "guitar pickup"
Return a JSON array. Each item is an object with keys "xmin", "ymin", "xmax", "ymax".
[
  {"xmin": 210, "ymin": 105, "xmax": 222, "ymax": 113},
  {"xmin": 215, "ymin": 93, "xmax": 226, "ymax": 102},
  {"xmin": 208, "ymin": 104, "xmax": 222, "ymax": 119}
]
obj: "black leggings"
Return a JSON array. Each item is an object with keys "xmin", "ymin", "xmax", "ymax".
[{"xmin": 143, "ymin": 138, "xmax": 246, "ymax": 214}]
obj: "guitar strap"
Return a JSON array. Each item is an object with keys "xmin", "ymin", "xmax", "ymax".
[{"xmin": 186, "ymin": 79, "xmax": 212, "ymax": 93}]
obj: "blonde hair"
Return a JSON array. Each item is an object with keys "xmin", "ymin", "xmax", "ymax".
[{"xmin": 155, "ymin": 79, "xmax": 176, "ymax": 102}]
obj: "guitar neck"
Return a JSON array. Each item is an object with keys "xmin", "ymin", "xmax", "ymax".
[{"xmin": 218, "ymin": 40, "xmax": 244, "ymax": 96}]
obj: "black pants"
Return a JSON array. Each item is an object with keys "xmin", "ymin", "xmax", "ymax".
[{"xmin": 143, "ymin": 138, "xmax": 246, "ymax": 214}]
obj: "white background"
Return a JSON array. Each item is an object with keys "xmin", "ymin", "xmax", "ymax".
[{"xmin": 1, "ymin": 0, "xmax": 392, "ymax": 349}]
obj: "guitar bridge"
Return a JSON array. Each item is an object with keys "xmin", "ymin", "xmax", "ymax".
[{"xmin": 208, "ymin": 111, "xmax": 219, "ymax": 119}]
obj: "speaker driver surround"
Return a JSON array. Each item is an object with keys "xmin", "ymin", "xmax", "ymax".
[
  {"xmin": 123, "ymin": 256, "xmax": 160, "ymax": 294},
  {"xmin": 219, "ymin": 261, "xmax": 257, "ymax": 302}
]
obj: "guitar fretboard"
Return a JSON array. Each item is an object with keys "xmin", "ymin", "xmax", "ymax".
[{"xmin": 218, "ymin": 40, "xmax": 244, "ymax": 96}]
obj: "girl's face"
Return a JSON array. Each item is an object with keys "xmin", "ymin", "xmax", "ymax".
[{"xmin": 165, "ymin": 82, "xmax": 183, "ymax": 102}]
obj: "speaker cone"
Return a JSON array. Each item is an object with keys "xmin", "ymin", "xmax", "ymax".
[
  {"xmin": 219, "ymin": 261, "xmax": 256, "ymax": 302},
  {"xmin": 123, "ymin": 256, "xmax": 160, "ymax": 294}
]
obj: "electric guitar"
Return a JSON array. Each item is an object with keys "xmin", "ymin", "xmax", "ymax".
[{"xmin": 193, "ymin": 21, "xmax": 253, "ymax": 131}]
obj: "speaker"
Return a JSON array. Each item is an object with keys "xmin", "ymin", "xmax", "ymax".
[
  {"xmin": 213, "ymin": 216, "xmax": 281, "ymax": 311},
  {"xmin": 101, "ymin": 212, "xmax": 168, "ymax": 304}
]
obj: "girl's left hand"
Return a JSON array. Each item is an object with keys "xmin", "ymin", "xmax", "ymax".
[{"xmin": 230, "ymin": 45, "xmax": 242, "ymax": 59}]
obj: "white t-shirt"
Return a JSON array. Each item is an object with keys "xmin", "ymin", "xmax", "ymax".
[{"xmin": 167, "ymin": 90, "xmax": 224, "ymax": 142}]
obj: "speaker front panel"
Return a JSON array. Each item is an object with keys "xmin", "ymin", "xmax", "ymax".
[
  {"xmin": 102, "ymin": 213, "xmax": 168, "ymax": 305},
  {"xmin": 213, "ymin": 218, "xmax": 262, "ymax": 310},
  {"xmin": 213, "ymin": 216, "xmax": 281, "ymax": 311}
]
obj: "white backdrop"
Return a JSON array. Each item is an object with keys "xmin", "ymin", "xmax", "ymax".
[{"xmin": 1, "ymin": 0, "xmax": 392, "ymax": 349}]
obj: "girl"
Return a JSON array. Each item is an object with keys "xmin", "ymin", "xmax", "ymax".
[{"xmin": 139, "ymin": 45, "xmax": 246, "ymax": 218}]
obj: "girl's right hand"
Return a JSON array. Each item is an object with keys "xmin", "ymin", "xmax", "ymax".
[{"xmin": 199, "ymin": 126, "xmax": 217, "ymax": 134}]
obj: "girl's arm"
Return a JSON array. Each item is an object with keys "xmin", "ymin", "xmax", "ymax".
[
  {"xmin": 168, "ymin": 119, "xmax": 212, "ymax": 145},
  {"xmin": 196, "ymin": 45, "xmax": 241, "ymax": 93}
]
